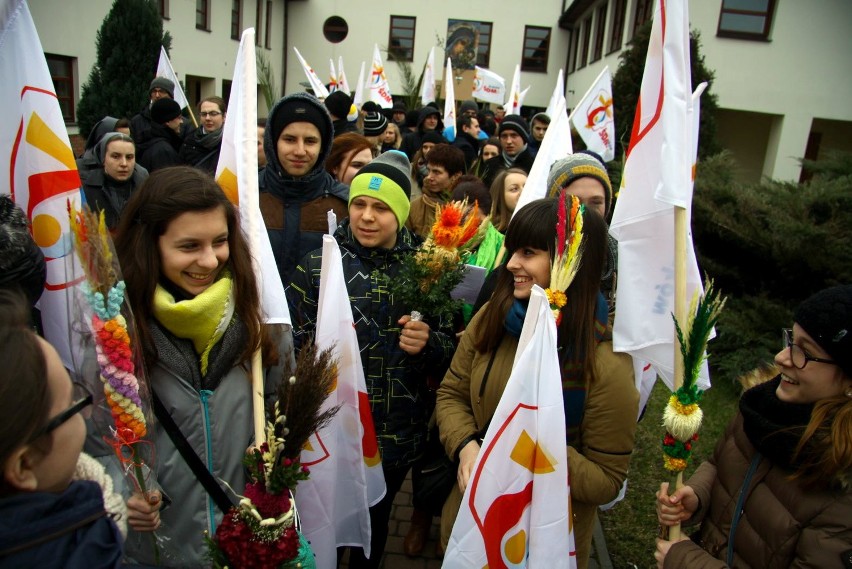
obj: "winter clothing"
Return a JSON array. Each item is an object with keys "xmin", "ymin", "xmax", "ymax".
[
  {"xmin": 348, "ymin": 150, "xmax": 412, "ymax": 227},
  {"xmin": 150, "ymin": 98, "xmax": 182, "ymax": 124},
  {"xmin": 179, "ymin": 126, "xmax": 223, "ymax": 175},
  {"xmin": 259, "ymin": 93, "xmax": 349, "ymax": 285},
  {"xmin": 436, "ymin": 304, "xmax": 637, "ymax": 569},
  {"xmin": 73, "ymin": 453, "xmax": 128, "ymax": 539},
  {"xmin": 80, "ymin": 133, "xmax": 149, "ymax": 230},
  {"xmin": 794, "ymin": 284, "xmax": 852, "ymax": 376},
  {"xmin": 547, "ymin": 153, "xmax": 614, "ymax": 216},
  {"xmin": 399, "ymin": 108, "xmax": 445, "ymax": 159},
  {"xmin": 0, "ymin": 481, "xmax": 123, "ymax": 568},
  {"xmin": 480, "ymin": 147, "xmax": 535, "ymax": 189},
  {"xmin": 363, "ymin": 111, "xmax": 389, "ymax": 137},
  {"xmin": 324, "ymin": 90, "xmax": 353, "ymax": 120},
  {"xmin": 0, "ymin": 196, "xmax": 46, "ymax": 306},
  {"xmin": 135, "ymin": 122, "xmax": 183, "ymax": 172},
  {"xmin": 459, "ymin": 100, "xmax": 478, "ymax": 116},
  {"xmin": 452, "ymin": 129, "xmax": 479, "ymax": 171},
  {"xmin": 287, "ymin": 219, "xmax": 455, "ymax": 469},
  {"xmin": 405, "ymin": 194, "xmax": 445, "ymax": 240},
  {"xmin": 498, "ymin": 114, "xmax": 529, "ymax": 143},
  {"xmin": 149, "ymin": 76, "xmax": 175, "ymax": 99},
  {"xmin": 664, "ymin": 375, "xmax": 852, "ymax": 569}
]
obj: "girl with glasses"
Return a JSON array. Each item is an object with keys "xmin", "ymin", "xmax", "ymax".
[{"xmin": 656, "ymin": 285, "xmax": 852, "ymax": 568}]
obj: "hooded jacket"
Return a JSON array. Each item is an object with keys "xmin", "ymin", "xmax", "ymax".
[
  {"xmin": 135, "ymin": 121, "xmax": 183, "ymax": 173},
  {"xmin": 399, "ymin": 107, "xmax": 445, "ymax": 159},
  {"xmin": 80, "ymin": 133, "xmax": 149, "ymax": 230},
  {"xmin": 259, "ymin": 92, "xmax": 350, "ymax": 285},
  {"xmin": 179, "ymin": 126, "xmax": 223, "ymax": 175},
  {"xmin": 0, "ymin": 481, "xmax": 123, "ymax": 568},
  {"xmin": 286, "ymin": 219, "xmax": 455, "ymax": 469}
]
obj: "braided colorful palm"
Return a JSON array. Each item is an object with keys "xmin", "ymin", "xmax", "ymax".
[{"xmin": 545, "ymin": 192, "xmax": 584, "ymax": 326}]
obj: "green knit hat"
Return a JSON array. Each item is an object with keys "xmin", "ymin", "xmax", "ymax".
[{"xmin": 348, "ymin": 150, "xmax": 412, "ymax": 227}]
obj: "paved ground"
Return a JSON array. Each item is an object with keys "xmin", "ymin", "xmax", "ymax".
[{"xmin": 342, "ymin": 470, "xmax": 612, "ymax": 568}]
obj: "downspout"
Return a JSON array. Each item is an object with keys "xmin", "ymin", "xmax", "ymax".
[{"xmin": 281, "ymin": 0, "xmax": 289, "ymax": 98}]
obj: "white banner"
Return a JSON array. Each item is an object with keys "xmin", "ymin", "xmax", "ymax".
[
  {"xmin": 569, "ymin": 66, "xmax": 616, "ymax": 162},
  {"xmin": 369, "ymin": 44, "xmax": 393, "ymax": 108},
  {"xmin": 156, "ymin": 46, "xmax": 190, "ymax": 110},
  {"xmin": 294, "ymin": 46, "xmax": 330, "ymax": 98},
  {"xmin": 420, "ymin": 46, "xmax": 436, "ymax": 105},
  {"xmin": 472, "ymin": 66, "xmax": 505, "ymax": 105}
]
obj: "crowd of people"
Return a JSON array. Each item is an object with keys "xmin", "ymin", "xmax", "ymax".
[{"xmin": 0, "ymin": 76, "xmax": 849, "ymax": 569}]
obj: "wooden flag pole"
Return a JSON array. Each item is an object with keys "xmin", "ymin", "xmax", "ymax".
[
  {"xmin": 252, "ymin": 350, "xmax": 266, "ymax": 445},
  {"xmin": 187, "ymin": 105, "xmax": 198, "ymax": 129}
]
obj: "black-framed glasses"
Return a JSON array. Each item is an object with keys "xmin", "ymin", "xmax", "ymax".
[
  {"xmin": 782, "ymin": 328, "xmax": 837, "ymax": 369},
  {"xmin": 199, "ymin": 111, "xmax": 222, "ymax": 118},
  {"xmin": 29, "ymin": 394, "xmax": 93, "ymax": 442}
]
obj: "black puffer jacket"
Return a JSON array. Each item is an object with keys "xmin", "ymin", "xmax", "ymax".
[
  {"xmin": 399, "ymin": 107, "xmax": 445, "ymax": 159},
  {"xmin": 286, "ymin": 219, "xmax": 455, "ymax": 468}
]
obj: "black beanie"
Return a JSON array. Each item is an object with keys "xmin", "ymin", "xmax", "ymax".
[
  {"xmin": 0, "ymin": 196, "xmax": 46, "ymax": 306},
  {"xmin": 324, "ymin": 91, "xmax": 352, "ymax": 120},
  {"xmin": 498, "ymin": 115, "xmax": 530, "ymax": 143},
  {"xmin": 150, "ymin": 98, "xmax": 182, "ymax": 124},
  {"xmin": 421, "ymin": 131, "xmax": 446, "ymax": 146},
  {"xmin": 794, "ymin": 285, "xmax": 852, "ymax": 377},
  {"xmin": 363, "ymin": 112, "xmax": 389, "ymax": 136},
  {"xmin": 270, "ymin": 98, "xmax": 327, "ymax": 143}
]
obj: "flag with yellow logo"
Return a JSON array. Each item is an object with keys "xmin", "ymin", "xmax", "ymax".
[
  {"xmin": 444, "ymin": 286, "xmax": 576, "ymax": 568},
  {"xmin": 569, "ymin": 66, "xmax": 615, "ymax": 162},
  {"xmin": 1, "ymin": 0, "xmax": 84, "ymax": 372},
  {"xmin": 294, "ymin": 234, "xmax": 386, "ymax": 568},
  {"xmin": 214, "ymin": 28, "xmax": 289, "ymax": 325},
  {"xmin": 369, "ymin": 43, "xmax": 393, "ymax": 108}
]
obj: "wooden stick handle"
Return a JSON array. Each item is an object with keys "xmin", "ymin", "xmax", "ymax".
[{"xmin": 251, "ymin": 349, "xmax": 266, "ymax": 445}]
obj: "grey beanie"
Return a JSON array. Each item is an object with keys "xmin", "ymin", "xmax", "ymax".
[
  {"xmin": 498, "ymin": 115, "xmax": 529, "ymax": 143},
  {"xmin": 547, "ymin": 153, "xmax": 613, "ymax": 216},
  {"xmin": 149, "ymin": 77, "xmax": 175, "ymax": 99}
]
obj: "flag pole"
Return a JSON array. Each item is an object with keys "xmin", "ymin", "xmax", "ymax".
[{"xmin": 187, "ymin": 105, "xmax": 198, "ymax": 128}]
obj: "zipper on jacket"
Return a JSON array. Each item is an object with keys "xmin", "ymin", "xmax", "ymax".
[{"xmin": 200, "ymin": 389, "xmax": 217, "ymax": 534}]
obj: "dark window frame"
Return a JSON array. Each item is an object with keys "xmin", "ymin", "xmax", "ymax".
[
  {"xmin": 473, "ymin": 20, "xmax": 493, "ymax": 68},
  {"xmin": 521, "ymin": 25, "xmax": 551, "ymax": 73},
  {"xmin": 158, "ymin": 0, "xmax": 169, "ymax": 20},
  {"xmin": 255, "ymin": 0, "xmax": 262, "ymax": 44},
  {"xmin": 579, "ymin": 16, "xmax": 592, "ymax": 69},
  {"xmin": 632, "ymin": 0, "xmax": 653, "ymax": 38},
  {"xmin": 568, "ymin": 25, "xmax": 580, "ymax": 74},
  {"xmin": 388, "ymin": 15, "xmax": 416, "ymax": 62},
  {"xmin": 265, "ymin": 1, "xmax": 272, "ymax": 48},
  {"xmin": 591, "ymin": 4, "xmax": 607, "ymax": 62},
  {"xmin": 717, "ymin": 0, "xmax": 776, "ymax": 41},
  {"xmin": 196, "ymin": 0, "xmax": 210, "ymax": 31},
  {"xmin": 231, "ymin": 0, "xmax": 242, "ymax": 40},
  {"xmin": 608, "ymin": 0, "xmax": 626, "ymax": 54},
  {"xmin": 45, "ymin": 53, "xmax": 75, "ymax": 123}
]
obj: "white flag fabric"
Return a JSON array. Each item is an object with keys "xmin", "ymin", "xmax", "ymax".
[
  {"xmin": 295, "ymin": 235, "xmax": 386, "ymax": 568},
  {"xmin": 420, "ymin": 46, "xmax": 436, "ymax": 105},
  {"xmin": 609, "ymin": 0, "xmax": 709, "ymax": 391},
  {"xmin": 518, "ymin": 85, "xmax": 531, "ymax": 110},
  {"xmin": 545, "ymin": 68, "xmax": 565, "ymax": 119},
  {"xmin": 338, "ymin": 56, "xmax": 350, "ymax": 94},
  {"xmin": 569, "ymin": 66, "xmax": 616, "ymax": 162},
  {"xmin": 1, "ymin": 0, "xmax": 84, "ymax": 373},
  {"xmin": 215, "ymin": 29, "xmax": 290, "ymax": 325},
  {"xmin": 472, "ymin": 66, "xmax": 505, "ymax": 104},
  {"xmin": 369, "ymin": 44, "xmax": 393, "ymax": 108},
  {"xmin": 293, "ymin": 46, "xmax": 330, "ymax": 99},
  {"xmin": 328, "ymin": 59, "xmax": 338, "ymax": 93},
  {"xmin": 511, "ymin": 98, "xmax": 573, "ymax": 220},
  {"xmin": 505, "ymin": 64, "xmax": 522, "ymax": 115},
  {"xmin": 444, "ymin": 286, "xmax": 575, "ymax": 568},
  {"xmin": 353, "ymin": 61, "xmax": 366, "ymax": 109},
  {"xmin": 443, "ymin": 58, "xmax": 457, "ymax": 142},
  {"xmin": 156, "ymin": 46, "xmax": 190, "ymax": 110}
]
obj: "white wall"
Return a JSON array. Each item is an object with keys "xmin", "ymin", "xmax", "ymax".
[{"xmin": 284, "ymin": 0, "xmax": 569, "ymax": 109}]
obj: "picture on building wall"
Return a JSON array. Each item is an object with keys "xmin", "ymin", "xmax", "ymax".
[{"xmin": 445, "ymin": 20, "xmax": 480, "ymax": 70}]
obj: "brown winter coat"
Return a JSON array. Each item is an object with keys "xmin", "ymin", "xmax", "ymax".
[
  {"xmin": 436, "ymin": 306, "xmax": 638, "ymax": 569},
  {"xmin": 666, "ymin": 412, "xmax": 852, "ymax": 568},
  {"xmin": 405, "ymin": 194, "xmax": 443, "ymax": 239}
]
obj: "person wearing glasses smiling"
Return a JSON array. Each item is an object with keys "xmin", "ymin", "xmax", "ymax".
[
  {"xmin": 0, "ymin": 290, "xmax": 124, "ymax": 567},
  {"xmin": 179, "ymin": 96, "xmax": 226, "ymax": 176},
  {"xmin": 655, "ymin": 285, "xmax": 852, "ymax": 569}
]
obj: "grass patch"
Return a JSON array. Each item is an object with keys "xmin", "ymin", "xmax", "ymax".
[{"xmin": 599, "ymin": 376, "xmax": 741, "ymax": 568}]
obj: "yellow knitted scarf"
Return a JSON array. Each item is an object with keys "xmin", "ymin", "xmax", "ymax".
[{"xmin": 152, "ymin": 272, "xmax": 234, "ymax": 376}]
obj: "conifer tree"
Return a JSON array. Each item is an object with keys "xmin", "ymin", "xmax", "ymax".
[{"xmin": 76, "ymin": 0, "xmax": 171, "ymax": 136}]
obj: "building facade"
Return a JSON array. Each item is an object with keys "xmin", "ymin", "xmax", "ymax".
[{"xmin": 560, "ymin": 0, "xmax": 852, "ymax": 183}]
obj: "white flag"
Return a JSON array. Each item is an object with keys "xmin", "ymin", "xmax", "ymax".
[
  {"xmin": 1, "ymin": 0, "xmax": 84, "ymax": 373},
  {"xmin": 444, "ymin": 286, "xmax": 575, "ymax": 568},
  {"xmin": 369, "ymin": 44, "xmax": 393, "ymax": 108},
  {"xmin": 338, "ymin": 56, "xmax": 350, "ymax": 94},
  {"xmin": 569, "ymin": 67, "xmax": 616, "ymax": 162},
  {"xmin": 328, "ymin": 59, "xmax": 338, "ymax": 93},
  {"xmin": 545, "ymin": 68, "xmax": 565, "ymax": 119},
  {"xmin": 293, "ymin": 46, "xmax": 329, "ymax": 99},
  {"xmin": 353, "ymin": 61, "xmax": 366, "ymax": 109},
  {"xmin": 215, "ymin": 29, "xmax": 290, "ymax": 325},
  {"xmin": 443, "ymin": 58, "xmax": 457, "ymax": 142},
  {"xmin": 472, "ymin": 66, "xmax": 505, "ymax": 105},
  {"xmin": 504, "ymin": 64, "xmax": 522, "ymax": 115},
  {"xmin": 609, "ymin": 0, "xmax": 709, "ymax": 391},
  {"xmin": 511, "ymin": 98, "xmax": 573, "ymax": 219},
  {"xmin": 295, "ymin": 235, "xmax": 386, "ymax": 568},
  {"xmin": 420, "ymin": 46, "xmax": 436, "ymax": 105},
  {"xmin": 156, "ymin": 46, "xmax": 190, "ymax": 110},
  {"xmin": 518, "ymin": 85, "xmax": 531, "ymax": 109}
]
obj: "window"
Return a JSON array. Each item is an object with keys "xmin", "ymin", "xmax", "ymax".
[
  {"xmin": 591, "ymin": 4, "xmax": 607, "ymax": 62},
  {"xmin": 322, "ymin": 16, "xmax": 348, "ymax": 43},
  {"xmin": 521, "ymin": 26, "xmax": 550, "ymax": 72},
  {"xmin": 265, "ymin": 1, "xmax": 272, "ymax": 48},
  {"xmin": 196, "ymin": 0, "xmax": 209, "ymax": 31},
  {"xmin": 608, "ymin": 0, "xmax": 626, "ymax": 54},
  {"xmin": 717, "ymin": 0, "xmax": 776, "ymax": 40},
  {"xmin": 157, "ymin": 0, "xmax": 169, "ymax": 19},
  {"xmin": 45, "ymin": 54, "xmax": 75, "ymax": 123},
  {"xmin": 255, "ymin": 0, "xmax": 262, "ymax": 44},
  {"xmin": 568, "ymin": 26, "xmax": 580, "ymax": 73},
  {"xmin": 632, "ymin": 0, "xmax": 654, "ymax": 38},
  {"xmin": 388, "ymin": 16, "xmax": 416, "ymax": 61},
  {"xmin": 579, "ymin": 17, "xmax": 592, "ymax": 69},
  {"xmin": 475, "ymin": 21, "xmax": 492, "ymax": 67},
  {"xmin": 231, "ymin": 0, "xmax": 241, "ymax": 40}
]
